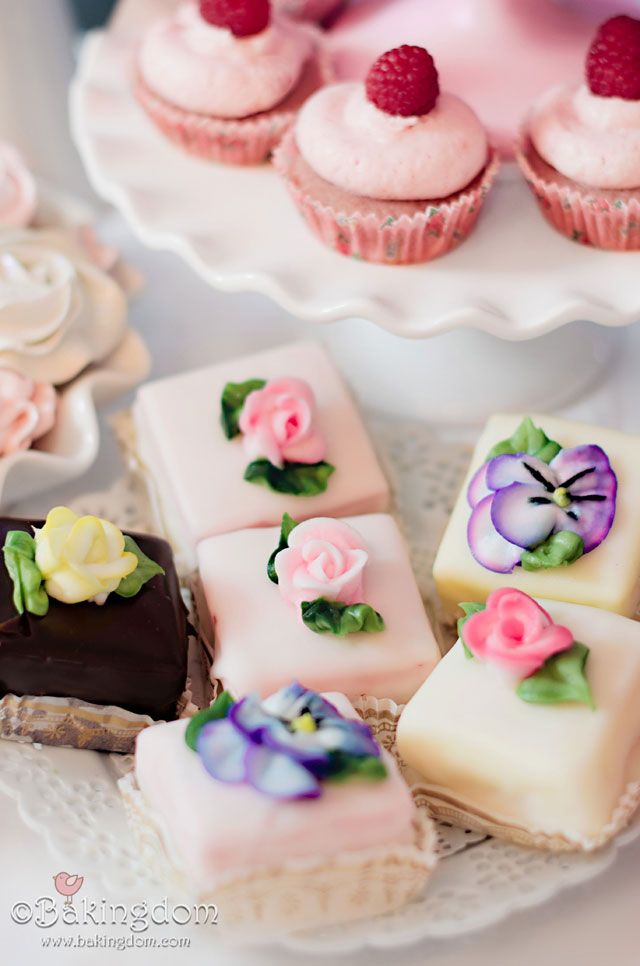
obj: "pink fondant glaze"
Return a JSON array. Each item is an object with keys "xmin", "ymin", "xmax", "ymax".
[
  {"xmin": 238, "ymin": 377, "xmax": 326, "ymax": 469},
  {"xmin": 0, "ymin": 368, "xmax": 56, "ymax": 456},
  {"xmin": 275, "ymin": 517, "xmax": 368, "ymax": 609},
  {"xmin": 529, "ymin": 83, "xmax": 640, "ymax": 190},
  {"xmin": 138, "ymin": 1, "xmax": 314, "ymax": 118},
  {"xmin": 0, "ymin": 143, "xmax": 37, "ymax": 228},
  {"xmin": 463, "ymin": 588, "xmax": 575, "ymax": 679},
  {"xmin": 296, "ymin": 82, "xmax": 488, "ymax": 200},
  {"xmin": 135, "ymin": 702, "xmax": 415, "ymax": 894}
]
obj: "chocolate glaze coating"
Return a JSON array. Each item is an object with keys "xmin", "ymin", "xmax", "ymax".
[{"xmin": 0, "ymin": 519, "xmax": 188, "ymax": 720}]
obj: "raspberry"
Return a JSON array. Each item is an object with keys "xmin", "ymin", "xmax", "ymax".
[
  {"xmin": 586, "ymin": 15, "xmax": 640, "ymax": 100},
  {"xmin": 199, "ymin": 0, "xmax": 270, "ymax": 38},
  {"xmin": 366, "ymin": 45, "xmax": 440, "ymax": 117}
]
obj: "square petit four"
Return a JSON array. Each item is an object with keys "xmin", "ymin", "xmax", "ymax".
[
  {"xmin": 133, "ymin": 341, "xmax": 389, "ymax": 569},
  {"xmin": 128, "ymin": 683, "xmax": 436, "ymax": 933},
  {"xmin": 0, "ymin": 507, "xmax": 189, "ymax": 748},
  {"xmin": 433, "ymin": 413, "xmax": 640, "ymax": 620},
  {"xmin": 397, "ymin": 588, "xmax": 640, "ymax": 850},
  {"xmin": 196, "ymin": 512, "xmax": 440, "ymax": 702}
]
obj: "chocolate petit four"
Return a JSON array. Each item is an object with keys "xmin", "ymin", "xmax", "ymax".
[
  {"xmin": 124, "ymin": 682, "xmax": 436, "ymax": 933},
  {"xmin": 133, "ymin": 341, "xmax": 389, "ymax": 570},
  {"xmin": 433, "ymin": 413, "xmax": 640, "ymax": 621},
  {"xmin": 196, "ymin": 512, "xmax": 440, "ymax": 702},
  {"xmin": 0, "ymin": 507, "xmax": 189, "ymax": 749},
  {"xmin": 398, "ymin": 589, "xmax": 640, "ymax": 850}
]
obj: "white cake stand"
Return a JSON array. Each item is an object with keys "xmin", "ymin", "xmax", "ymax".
[{"xmin": 69, "ymin": 7, "xmax": 640, "ymax": 422}]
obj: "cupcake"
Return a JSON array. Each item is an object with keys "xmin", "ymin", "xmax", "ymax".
[
  {"xmin": 0, "ymin": 142, "xmax": 37, "ymax": 228},
  {"xmin": 274, "ymin": 44, "xmax": 500, "ymax": 264},
  {"xmin": 517, "ymin": 15, "xmax": 640, "ymax": 250},
  {"xmin": 136, "ymin": 0, "xmax": 332, "ymax": 165}
]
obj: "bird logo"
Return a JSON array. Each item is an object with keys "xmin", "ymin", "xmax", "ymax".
[{"xmin": 53, "ymin": 872, "xmax": 84, "ymax": 907}]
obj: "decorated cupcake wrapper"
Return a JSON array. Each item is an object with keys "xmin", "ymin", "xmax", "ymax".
[
  {"xmin": 273, "ymin": 132, "xmax": 501, "ymax": 264},
  {"xmin": 516, "ymin": 134, "xmax": 640, "ymax": 252},
  {"xmin": 119, "ymin": 769, "xmax": 437, "ymax": 936},
  {"xmin": 135, "ymin": 38, "xmax": 334, "ymax": 167}
]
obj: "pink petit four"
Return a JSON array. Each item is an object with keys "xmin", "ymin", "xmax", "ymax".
[
  {"xmin": 196, "ymin": 512, "xmax": 439, "ymax": 702},
  {"xmin": 133, "ymin": 342, "xmax": 390, "ymax": 570}
]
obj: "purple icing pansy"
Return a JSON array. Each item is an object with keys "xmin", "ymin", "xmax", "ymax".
[
  {"xmin": 467, "ymin": 446, "xmax": 617, "ymax": 573},
  {"xmin": 195, "ymin": 682, "xmax": 384, "ymax": 800}
]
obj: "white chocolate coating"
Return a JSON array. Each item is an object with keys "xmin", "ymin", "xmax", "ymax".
[
  {"xmin": 433, "ymin": 413, "xmax": 640, "ymax": 620},
  {"xmin": 397, "ymin": 599, "xmax": 640, "ymax": 844}
]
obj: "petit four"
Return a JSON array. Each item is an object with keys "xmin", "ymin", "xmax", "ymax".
[
  {"xmin": 517, "ymin": 14, "xmax": 640, "ymax": 250},
  {"xmin": 274, "ymin": 44, "xmax": 499, "ymax": 263},
  {"xmin": 136, "ymin": 0, "xmax": 331, "ymax": 165},
  {"xmin": 433, "ymin": 413, "xmax": 640, "ymax": 620},
  {"xmin": 0, "ymin": 507, "xmax": 189, "ymax": 748},
  {"xmin": 397, "ymin": 589, "xmax": 640, "ymax": 850},
  {"xmin": 196, "ymin": 512, "xmax": 439, "ymax": 702},
  {"xmin": 133, "ymin": 341, "xmax": 389, "ymax": 569},
  {"xmin": 0, "ymin": 142, "xmax": 37, "ymax": 228},
  {"xmin": 0, "ymin": 229, "xmax": 128, "ymax": 385},
  {"xmin": 127, "ymin": 683, "xmax": 436, "ymax": 932}
]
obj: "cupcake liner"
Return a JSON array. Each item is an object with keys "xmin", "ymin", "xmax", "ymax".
[
  {"xmin": 516, "ymin": 133, "xmax": 640, "ymax": 251},
  {"xmin": 135, "ymin": 34, "xmax": 333, "ymax": 166},
  {"xmin": 273, "ymin": 130, "xmax": 501, "ymax": 264}
]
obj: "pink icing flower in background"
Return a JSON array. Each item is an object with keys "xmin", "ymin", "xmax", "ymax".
[
  {"xmin": 0, "ymin": 142, "xmax": 37, "ymax": 228},
  {"xmin": 239, "ymin": 377, "xmax": 326, "ymax": 468},
  {"xmin": 0, "ymin": 367, "xmax": 57, "ymax": 456},
  {"xmin": 275, "ymin": 517, "xmax": 368, "ymax": 609},
  {"xmin": 462, "ymin": 587, "xmax": 574, "ymax": 679}
]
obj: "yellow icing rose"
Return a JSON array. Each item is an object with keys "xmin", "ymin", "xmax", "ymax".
[{"xmin": 34, "ymin": 506, "xmax": 138, "ymax": 605}]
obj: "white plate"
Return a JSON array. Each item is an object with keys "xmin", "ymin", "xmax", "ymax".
[{"xmin": 70, "ymin": 27, "xmax": 640, "ymax": 341}]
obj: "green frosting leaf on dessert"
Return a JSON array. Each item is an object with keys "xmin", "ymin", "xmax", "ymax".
[
  {"xmin": 301, "ymin": 598, "xmax": 385, "ymax": 637},
  {"xmin": 326, "ymin": 753, "xmax": 387, "ymax": 784},
  {"xmin": 520, "ymin": 531, "xmax": 584, "ymax": 572},
  {"xmin": 115, "ymin": 536, "xmax": 165, "ymax": 598},
  {"xmin": 244, "ymin": 459, "xmax": 335, "ymax": 496},
  {"xmin": 185, "ymin": 690, "xmax": 235, "ymax": 752},
  {"xmin": 457, "ymin": 601, "xmax": 485, "ymax": 659},
  {"xmin": 267, "ymin": 512, "xmax": 298, "ymax": 584},
  {"xmin": 486, "ymin": 416, "xmax": 561, "ymax": 464},
  {"xmin": 516, "ymin": 642, "xmax": 594, "ymax": 708},
  {"xmin": 3, "ymin": 530, "xmax": 49, "ymax": 617},
  {"xmin": 220, "ymin": 379, "xmax": 266, "ymax": 439}
]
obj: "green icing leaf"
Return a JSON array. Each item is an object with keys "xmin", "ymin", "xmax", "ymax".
[
  {"xmin": 115, "ymin": 536, "xmax": 165, "ymax": 599},
  {"xmin": 267, "ymin": 513, "xmax": 298, "ymax": 584},
  {"xmin": 516, "ymin": 642, "xmax": 594, "ymax": 708},
  {"xmin": 220, "ymin": 379, "xmax": 266, "ymax": 439},
  {"xmin": 3, "ymin": 530, "xmax": 48, "ymax": 617},
  {"xmin": 520, "ymin": 531, "xmax": 584, "ymax": 572},
  {"xmin": 326, "ymin": 753, "xmax": 387, "ymax": 783},
  {"xmin": 457, "ymin": 601, "xmax": 485, "ymax": 659},
  {"xmin": 185, "ymin": 691, "xmax": 235, "ymax": 751},
  {"xmin": 301, "ymin": 598, "xmax": 385, "ymax": 637},
  {"xmin": 486, "ymin": 416, "xmax": 562, "ymax": 464},
  {"xmin": 244, "ymin": 459, "xmax": 335, "ymax": 496}
]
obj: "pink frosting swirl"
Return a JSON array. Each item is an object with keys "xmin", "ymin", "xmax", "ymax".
[
  {"xmin": 238, "ymin": 377, "xmax": 326, "ymax": 468},
  {"xmin": 0, "ymin": 143, "xmax": 37, "ymax": 228},
  {"xmin": 295, "ymin": 82, "xmax": 489, "ymax": 200},
  {"xmin": 274, "ymin": 517, "xmax": 368, "ymax": 609},
  {"xmin": 529, "ymin": 83, "xmax": 640, "ymax": 189},
  {"xmin": 139, "ymin": 2, "xmax": 314, "ymax": 118},
  {"xmin": 462, "ymin": 588, "xmax": 574, "ymax": 680},
  {"xmin": 0, "ymin": 367, "xmax": 56, "ymax": 456}
]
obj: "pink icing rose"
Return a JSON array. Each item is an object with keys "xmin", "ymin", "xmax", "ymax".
[
  {"xmin": 0, "ymin": 368, "xmax": 57, "ymax": 456},
  {"xmin": 238, "ymin": 377, "xmax": 326, "ymax": 469},
  {"xmin": 274, "ymin": 518, "xmax": 368, "ymax": 609},
  {"xmin": 462, "ymin": 588, "xmax": 574, "ymax": 679}
]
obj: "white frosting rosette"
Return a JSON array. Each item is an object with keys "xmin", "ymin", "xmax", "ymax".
[{"xmin": 0, "ymin": 229, "xmax": 128, "ymax": 385}]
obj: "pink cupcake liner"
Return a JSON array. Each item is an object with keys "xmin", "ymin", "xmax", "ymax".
[
  {"xmin": 516, "ymin": 133, "xmax": 640, "ymax": 251},
  {"xmin": 136, "ymin": 35, "xmax": 333, "ymax": 167},
  {"xmin": 273, "ymin": 129, "xmax": 500, "ymax": 264}
]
